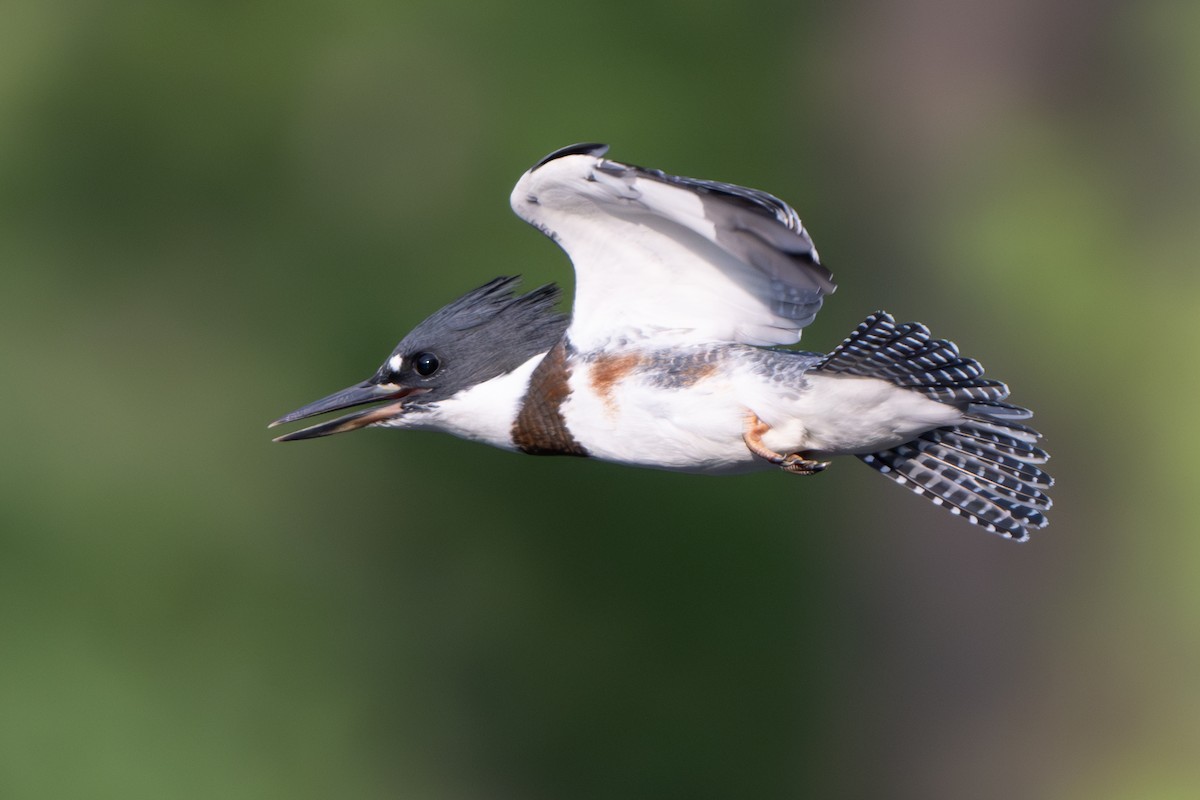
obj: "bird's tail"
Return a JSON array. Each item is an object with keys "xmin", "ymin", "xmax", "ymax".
[{"xmin": 815, "ymin": 312, "xmax": 1052, "ymax": 541}]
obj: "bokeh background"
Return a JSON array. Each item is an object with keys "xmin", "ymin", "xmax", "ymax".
[{"xmin": 3, "ymin": 1, "xmax": 1198, "ymax": 798}]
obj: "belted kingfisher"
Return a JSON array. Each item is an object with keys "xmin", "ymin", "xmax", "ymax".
[{"xmin": 271, "ymin": 143, "xmax": 1052, "ymax": 540}]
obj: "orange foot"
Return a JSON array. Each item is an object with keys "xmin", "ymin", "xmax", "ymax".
[{"xmin": 742, "ymin": 412, "xmax": 830, "ymax": 475}]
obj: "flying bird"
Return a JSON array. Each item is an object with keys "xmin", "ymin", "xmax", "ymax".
[{"xmin": 271, "ymin": 143, "xmax": 1052, "ymax": 540}]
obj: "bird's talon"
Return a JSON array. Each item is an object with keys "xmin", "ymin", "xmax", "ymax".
[
  {"xmin": 779, "ymin": 453, "xmax": 830, "ymax": 475},
  {"xmin": 743, "ymin": 411, "xmax": 828, "ymax": 476}
]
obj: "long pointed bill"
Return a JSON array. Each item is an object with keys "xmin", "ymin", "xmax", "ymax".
[{"xmin": 269, "ymin": 381, "xmax": 427, "ymax": 442}]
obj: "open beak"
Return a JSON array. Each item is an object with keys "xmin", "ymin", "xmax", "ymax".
[{"xmin": 269, "ymin": 381, "xmax": 428, "ymax": 442}]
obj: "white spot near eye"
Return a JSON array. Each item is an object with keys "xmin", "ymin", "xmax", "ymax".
[{"xmin": 388, "ymin": 354, "xmax": 403, "ymax": 372}]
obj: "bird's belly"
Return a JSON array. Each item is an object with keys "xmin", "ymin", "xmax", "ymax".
[
  {"xmin": 560, "ymin": 374, "xmax": 763, "ymax": 474},
  {"xmin": 559, "ymin": 363, "xmax": 964, "ymax": 472}
]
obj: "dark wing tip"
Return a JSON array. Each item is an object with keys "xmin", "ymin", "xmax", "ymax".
[{"xmin": 531, "ymin": 142, "xmax": 610, "ymax": 171}]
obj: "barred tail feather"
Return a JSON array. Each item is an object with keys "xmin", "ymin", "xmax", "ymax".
[
  {"xmin": 859, "ymin": 422, "xmax": 1051, "ymax": 541},
  {"xmin": 819, "ymin": 312, "xmax": 1053, "ymax": 541}
]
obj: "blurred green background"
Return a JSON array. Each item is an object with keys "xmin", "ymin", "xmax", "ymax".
[{"xmin": 3, "ymin": 0, "xmax": 1198, "ymax": 798}]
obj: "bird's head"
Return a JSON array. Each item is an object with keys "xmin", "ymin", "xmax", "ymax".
[{"xmin": 270, "ymin": 277, "xmax": 568, "ymax": 441}]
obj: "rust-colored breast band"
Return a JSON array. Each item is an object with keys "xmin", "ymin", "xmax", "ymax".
[{"xmin": 512, "ymin": 341, "xmax": 589, "ymax": 457}]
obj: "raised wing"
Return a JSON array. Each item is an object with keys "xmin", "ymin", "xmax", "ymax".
[{"xmin": 510, "ymin": 143, "xmax": 836, "ymax": 350}]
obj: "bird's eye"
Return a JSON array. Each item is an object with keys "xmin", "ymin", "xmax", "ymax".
[{"xmin": 413, "ymin": 352, "xmax": 440, "ymax": 377}]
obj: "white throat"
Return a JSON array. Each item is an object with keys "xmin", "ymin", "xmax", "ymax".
[{"xmin": 378, "ymin": 353, "xmax": 545, "ymax": 450}]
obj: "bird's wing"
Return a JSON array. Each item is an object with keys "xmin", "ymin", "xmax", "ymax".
[{"xmin": 510, "ymin": 143, "xmax": 836, "ymax": 350}]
